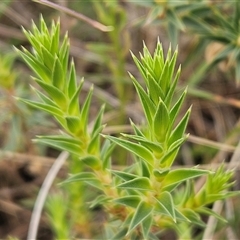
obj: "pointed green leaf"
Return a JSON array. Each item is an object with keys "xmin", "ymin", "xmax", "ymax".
[
  {"xmin": 42, "ymin": 36, "xmax": 51, "ymax": 53},
  {"xmin": 168, "ymin": 107, "xmax": 191, "ymax": 147},
  {"xmin": 128, "ymin": 201, "xmax": 153, "ymax": 235},
  {"xmin": 100, "ymin": 139, "xmax": 115, "ymax": 169},
  {"xmin": 205, "ymin": 192, "xmax": 240, "ymax": 204},
  {"xmin": 34, "ymin": 137, "xmax": 84, "ymax": 156},
  {"xmin": 103, "ymin": 135, "xmax": 155, "ymax": 166},
  {"xmin": 61, "ymin": 172, "xmax": 103, "ymax": 190},
  {"xmin": 117, "ymin": 177, "xmax": 152, "ymax": 191},
  {"xmin": 67, "ymin": 78, "xmax": 84, "ymax": 116},
  {"xmin": 36, "ymin": 134, "xmax": 83, "ymax": 146},
  {"xmin": 153, "ymin": 100, "xmax": 170, "ymax": 142},
  {"xmin": 50, "ymin": 20, "xmax": 60, "ymax": 54},
  {"xmin": 122, "ymin": 211, "xmax": 134, "ymax": 228},
  {"xmin": 68, "ymin": 59, "xmax": 77, "ymax": 98},
  {"xmin": 16, "ymin": 47, "xmax": 51, "ymax": 82},
  {"xmin": 80, "ymin": 85, "xmax": 93, "ymax": 134},
  {"xmin": 65, "ymin": 116, "xmax": 81, "ymax": 134},
  {"xmin": 158, "ymin": 60, "xmax": 169, "ymax": 94},
  {"xmin": 130, "ymin": 119, "xmax": 145, "ymax": 137},
  {"xmin": 164, "ymin": 67, "xmax": 181, "ymax": 108},
  {"xmin": 197, "ymin": 206, "xmax": 227, "ymax": 223},
  {"xmin": 143, "ymin": 42, "xmax": 153, "ymax": 65},
  {"xmin": 153, "ymin": 42, "xmax": 164, "ymax": 75},
  {"xmin": 22, "ymin": 28, "xmax": 41, "ymax": 53},
  {"xmin": 155, "ymin": 39, "xmax": 164, "ymax": 61},
  {"xmin": 62, "ymin": 43, "xmax": 69, "ymax": 77},
  {"xmin": 162, "ymin": 168, "xmax": 210, "ymax": 192},
  {"xmin": 147, "ymin": 73, "xmax": 165, "ymax": 105},
  {"xmin": 129, "ymin": 73, "xmax": 156, "ymax": 126},
  {"xmin": 31, "ymin": 19, "xmax": 41, "ymax": 37},
  {"xmin": 180, "ymin": 180, "xmax": 195, "ymax": 206},
  {"xmin": 169, "ymin": 88, "xmax": 187, "ymax": 129},
  {"xmin": 31, "ymin": 86, "xmax": 59, "ymax": 108},
  {"xmin": 61, "ymin": 172, "xmax": 97, "ymax": 184},
  {"xmin": 34, "ymin": 78, "xmax": 67, "ymax": 108},
  {"xmin": 155, "ymin": 192, "xmax": 176, "ymax": 221},
  {"xmin": 17, "ymin": 94, "xmax": 66, "ymax": 128},
  {"xmin": 121, "ymin": 133, "xmax": 163, "ymax": 155},
  {"xmin": 111, "ymin": 170, "xmax": 138, "ymax": 181},
  {"xmin": 52, "ymin": 55, "xmax": 64, "ymax": 90},
  {"xmin": 141, "ymin": 214, "xmax": 153, "ymax": 240},
  {"xmin": 80, "ymin": 155, "xmax": 101, "ymax": 169},
  {"xmin": 59, "ymin": 33, "xmax": 69, "ymax": 65},
  {"xmin": 160, "ymin": 137, "xmax": 187, "ymax": 167},
  {"xmin": 40, "ymin": 45, "xmax": 55, "ymax": 69},
  {"xmin": 16, "ymin": 98, "xmax": 63, "ymax": 117},
  {"xmin": 168, "ymin": 137, "xmax": 187, "ymax": 152},
  {"xmin": 130, "ymin": 51, "xmax": 147, "ymax": 81},
  {"xmin": 181, "ymin": 209, "xmax": 206, "ymax": 227},
  {"xmin": 174, "ymin": 208, "xmax": 190, "ymax": 222},
  {"xmin": 111, "ymin": 227, "xmax": 128, "ymax": 240},
  {"xmin": 40, "ymin": 14, "xmax": 50, "ymax": 37},
  {"xmin": 114, "ymin": 196, "xmax": 141, "ymax": 208},
  {"xmin": 141, "ymin": 160, "xmax": 150, "ymax": 178},
  {"xmin": 87, "ymin": 124, "xmax": 105, "ymax": 154},
  {"xmin": 91, "ymin": 104, "xmax": 105, "ymax": 137}
]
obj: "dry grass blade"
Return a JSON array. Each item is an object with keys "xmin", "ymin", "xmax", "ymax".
[
  {"xmin": 27, "ymin": 151, "xmax": 69, "ymax": 240},
  {"xmin": 187, "ymin": 86, "xmax": 240, "ymax": 109},
  {"xmin": 188, "ymin": 135, "xmax": 236, "ymax": 153},
  {"xmin": 33, "ymin": 0, "xmax": 114, "ymax": 32}
]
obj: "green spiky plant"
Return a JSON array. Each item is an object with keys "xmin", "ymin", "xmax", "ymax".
[
  {"xmin": 130, "ymin": 1, "xmax": 240, "ymax": 85},
  {"xmin": 15, "ymin": 16, "xmax": 238, "ymax": 239}
]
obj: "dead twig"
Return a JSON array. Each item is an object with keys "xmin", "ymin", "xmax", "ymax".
[{"xmin": 33, "ymin": 0, "xmax": 114, "ymax": 32}]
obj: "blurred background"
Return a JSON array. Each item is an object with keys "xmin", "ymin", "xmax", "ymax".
[{"xmin": 1, "ymin": 0, "xmax": 240, "ymax": 239}]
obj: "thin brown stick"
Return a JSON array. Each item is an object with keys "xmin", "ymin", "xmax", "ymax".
[
  {"xmin": 33, "ymin": 0, "xmax": 114, "ymax": 32},
  {"xmin": 187, "ymin": 135, "xmax": 236, "ymax": 153},
  {"xmin": 187, "ymin": 86, "xmax": 240, "ymax": 109}
]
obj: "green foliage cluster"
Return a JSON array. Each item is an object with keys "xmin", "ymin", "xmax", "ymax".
[
  {"xmin": 15, "ymin": 16, "xmax": 239, "ymax": 239},
  {"xmin": 133, "ymin": 1, "xmax": 240, "ymax": 84}
]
